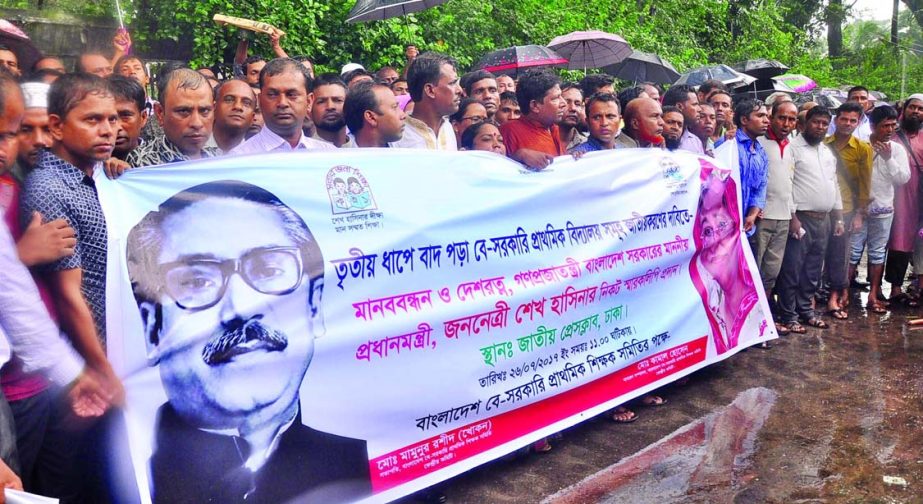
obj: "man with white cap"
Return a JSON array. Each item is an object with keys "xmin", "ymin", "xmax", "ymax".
[
  {"xmin": 12, "ymin": 82, "xmax": 52, "ymax": 182},
  {"xmin": 342, "ymin": 64, "xmax": 374, "ymax": 89}
]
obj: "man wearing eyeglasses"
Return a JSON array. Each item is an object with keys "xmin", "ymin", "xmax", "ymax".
[{"xmin": 125, "ymin": 180, "xmax": 371, "ymax": 504}]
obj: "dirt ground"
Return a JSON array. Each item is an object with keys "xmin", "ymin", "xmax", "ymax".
[{"xmin": 397, "ymin": 286, "xmax": 923, "ymax": 504}]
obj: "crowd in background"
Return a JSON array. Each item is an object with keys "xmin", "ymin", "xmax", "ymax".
[{"xmin": 1, "ymin": 26, "xmax": 922, "ymax": 504}]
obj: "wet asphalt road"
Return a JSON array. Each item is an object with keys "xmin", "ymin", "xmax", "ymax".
[{"xmin": 398, "ymin": 285, "xmax": 923, "ymax": 504}]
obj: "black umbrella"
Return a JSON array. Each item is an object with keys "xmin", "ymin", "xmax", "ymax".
[
  {"xmin": 732, "ymin": 59, "xmax": 789, "ymax": 80},
  {"xmin": 0, "ymin": 20, "xmax": 41, "ymax": 72},
  {"xmin": 347, "ymin": 0, "xmax": 450, "ymax": 23},
  {"xmin": 474, "ymin": 45, "xmax": 568, "ymax": 77},
  {"xmin": 601, "ymin": 50, "xmax": 679, "ymax": 84},
  {"xmin": 675, "ymin": 64, "xmax": 756, "ymax": 88}
]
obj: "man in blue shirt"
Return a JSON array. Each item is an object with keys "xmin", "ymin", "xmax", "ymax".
[
  {"xmin": 19, "ymin": 73, "xmax": 123, "ymax": 399},
  {"xmin": 569, "ymin": 93, "xmax": 637, "ymax": 154},
  {"xmin": 733, "ymin": 98, "xmax": 770, "ymax": 236}
]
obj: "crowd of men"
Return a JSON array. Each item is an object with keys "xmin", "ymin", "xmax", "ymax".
[{"xmin": 1, "ymin": 26, "xmax": 923, "ymax": 503}]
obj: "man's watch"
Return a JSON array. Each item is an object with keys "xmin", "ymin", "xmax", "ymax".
[{"xmin": 835, "ymin": 219, "xmax": 845, "ymax": 225}]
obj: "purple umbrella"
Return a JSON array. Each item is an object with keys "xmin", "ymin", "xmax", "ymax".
[
  {"xmin": 474, "ymin": 45, "xmax": 568, "ymax": 77},
  {"xmin": 547, "ymin": 30, "xmax": 632, "ymax": 71}
]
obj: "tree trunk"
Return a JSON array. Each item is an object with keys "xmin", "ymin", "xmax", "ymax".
[
  {"xmin": 892, "ymin": 0, "xmax": 900, "ymax": 49},
  {"xmin": 827, "ymin": 0, "xmax": 844, "ymax": 58}
]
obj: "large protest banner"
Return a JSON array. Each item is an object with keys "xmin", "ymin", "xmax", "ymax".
[{"xmin": 98, "ymin": 148, "xmax": 776, "ymax": 503}]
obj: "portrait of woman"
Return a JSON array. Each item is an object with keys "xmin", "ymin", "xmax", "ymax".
[{"xmin": 689, "ymin": 160, "xmax": 762, "ymax": 354}]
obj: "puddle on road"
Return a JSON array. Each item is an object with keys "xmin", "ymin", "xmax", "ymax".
[{"xmin": 543, "ymin": 387, "xmax": 777, "ymax": 504}]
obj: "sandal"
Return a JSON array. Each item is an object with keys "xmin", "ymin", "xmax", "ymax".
[
  {"xmin": 867, "ymin": 303, "xmax": 888, "ymax": 314},
  {"xmin": 774, "ymin": 322, "xmax": 790, "ymax": 336},
  {"xmin": 640, "ymin": 395, "xmax": 668, "ymax": 407},
  {"xmin": 786, "ymin": 322, "xmax": 807, "ymax": 334},
  {"xmin": 804, "ymin": 318, "xmax": 829, "ymax": 329},
  {"xmin": 532, "ymin": 438, "xmax": 552, "ymax": 453},
  {"xmin": 826, "ymin": 309, "xmax": 848, "ymax": 320},
  {"xmin": 890, "ymin": 292, "xmax": 921, "ymax": 307},
  {"xmin": 611, "ymin": 406, "xmax": 638, "ymax": 423}
]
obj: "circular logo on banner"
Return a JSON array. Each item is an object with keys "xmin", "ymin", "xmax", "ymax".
[{"xmin": 326, "ymin": 165, "xmax": 377, "ymax": 215}]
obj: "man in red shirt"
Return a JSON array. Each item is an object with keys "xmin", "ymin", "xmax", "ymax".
[{"xmin": 500, "ymin": 70, "xmax": 565, "ymax": 170}]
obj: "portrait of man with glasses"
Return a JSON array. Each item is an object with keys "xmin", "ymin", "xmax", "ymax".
[{"xmin": 125, "ymin": 180, "xmax": 371, "ymax": 504}]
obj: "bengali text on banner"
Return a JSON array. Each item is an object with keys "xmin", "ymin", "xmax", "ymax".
[{"xmin": 97, "ymin": 147, "xmax": 775, "ymax": 504}]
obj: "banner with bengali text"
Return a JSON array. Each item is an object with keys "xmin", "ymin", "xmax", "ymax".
[{"xmin": 98, "ymin": 148, "xmax": 776, "ymax": 504}]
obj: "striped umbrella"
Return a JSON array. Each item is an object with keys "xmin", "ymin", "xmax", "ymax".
[
  {"xmin": 547, "ymin": 30, "xmax": 632, "ymax": 72},
  {"xmin": 674, "ymin": 64, "xmax": 757, "ymax": 89},
  {"xmin": 773, "ymin": 74, "xmax": 818, "ymax": 93},
  {"xmin": 474, "ymin": 45, "xmax": 568, "ymax": 77}
]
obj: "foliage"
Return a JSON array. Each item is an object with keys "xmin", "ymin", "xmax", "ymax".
[
  {"xmin": 789, "ymin": 8, "xmax": 923, "ymax": 98},
  {"xmin": 3, "ymin": 0, "xmax": 921, "ymax": 98}
]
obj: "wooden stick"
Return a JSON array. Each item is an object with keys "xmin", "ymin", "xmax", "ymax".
[{"xmin": 213, "ymin": 14, "xmax": 285, "ymax": 37}]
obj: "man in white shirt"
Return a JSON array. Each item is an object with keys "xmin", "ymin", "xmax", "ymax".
[
  {"xmin": 1, "ymin": 216, "xmax": 113, "ymax": 492},
  {"xmin": 393, "ymin": 52, "xmax": 461, "ymax": 151},
  {"xmin": 849, "ymin": 105, "xmax": 910, "ymax": 313},
  {"xmin": 754, "ymin": 100, "xmax": 797, "ymax": 334},
  {"xmin": 776, "ymin": 106, "xmax": 844, "ymax": 333},
  {"xmin": 232, "ymin": 58, "xmax": 337, "ymax": 155},
  {"xmin": 342, "ymin": 81, "xmax": 405, "ymax": 148}
]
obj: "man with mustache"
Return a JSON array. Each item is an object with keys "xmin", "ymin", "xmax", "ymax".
[
  {"xmin": 662, "ymin": 84, "xmax": 703, "ymax": 155},
  {"xmin": 776, "ymin": 106, "xmax": 844, "ymax": 334},
  {"xmin": 692, "ymin": 102, "xmax": 717, "ymax": 157},
  {"xmin": 127, "ymin": 68, "xmax": 218, "ymax": 166},
  {"xmin": 557, "ymin": 83, "xmax": 587, "ymax": 152},
  {"xmin": 500, "ymin": 69, "xmax": 566, "ymax": 169},
  {"xmin": 393, "ymin": 52, "xmax": 462, "ymax": 151},
  {"xmin": 233, "ymin": 58, "xmax": 336, "ymax": 154},
  {"xmin": 309, "ymin": 73, "xmax": 348, "ymax": 147},
  {"xmin": 753, "ymin": 100, "xmax": 797, "ymax": 335},
  {"xmin": 661, "ymin": 106, "xmax": 685, "ymax": 152},
  {"xmin": 126, "ymin": 180, "xmax": 371, "ymax": 503},
  {"xmin": 11, "ymin": 82, "xmax": 52, "ymax": 181},
  {"xmin": 460, "ymin": 69, "xmax": 500, "ymax": 120},
  {"xmin": 568, "ymin": 93, "xmax": 637, "ymax": 155},
  {"xmin": 623, "ymin": 97, "xmax": 665, "ymax": 149}
]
